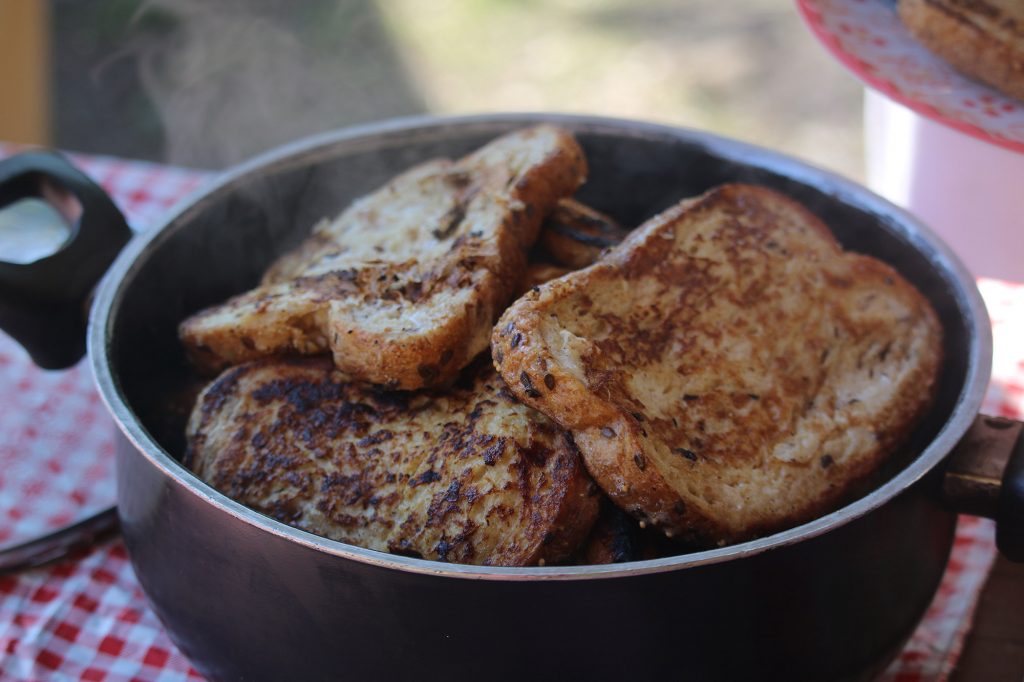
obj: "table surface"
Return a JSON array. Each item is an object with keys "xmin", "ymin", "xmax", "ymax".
[
  {"xmin": 952, "ymin": 556, "xmax": 1024, "ymax": 681},
  {"xmin": 0, "ymin": 146, "xmax": 1022, "ymax": 682}
]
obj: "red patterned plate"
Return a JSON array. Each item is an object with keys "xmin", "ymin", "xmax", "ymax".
[{"xmin": 796, "ymin": 0, "xmax": 1024, "ymax": 154}]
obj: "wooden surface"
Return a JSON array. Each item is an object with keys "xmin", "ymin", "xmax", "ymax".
[
  {"xmin": 951, "ymin": 555, "xmax": 1024, "ymax": 681},
  {"xmin": 0, "ymin": 1, "xmax": 50, "ymax": 145}
]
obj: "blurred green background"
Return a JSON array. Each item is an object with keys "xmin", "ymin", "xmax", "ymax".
[{"xmin": 49, "ymin": 0, "xmax": 864, "ymax": 179}]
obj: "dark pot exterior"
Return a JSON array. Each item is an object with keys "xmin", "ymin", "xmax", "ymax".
[
  {"xmin": 91, "ymin": 114, "xmax": 991, "ymax": 682},
  {"xmin": 117, "ymin": 430, "xmax": 956, "ymax": 682}
]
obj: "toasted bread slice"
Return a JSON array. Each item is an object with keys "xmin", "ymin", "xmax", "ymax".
[
  {"xmin": 179, "ymin": 125, "xmax": 587, "ymax": 389},
  {"xmin": 518, "ymin": 200, "xmax": 624, "ymax": 296},
  {"xmin": 538, "ymin": 199, "xmax": 628, "ymax": 269},
  {"xmin": 185, "ymin": 356, "xmax": 599, "ymax": 566},
  {"xmin": 899, "ymin": 0, "xmax": 1024, "ymax": 101},
  {"xmin": 493, "ymin": 184, "xmax": 943, "ymax": 545}
]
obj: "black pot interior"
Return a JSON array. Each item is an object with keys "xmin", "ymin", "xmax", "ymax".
[{"xmin": 108, "ymin": 119, "xmax": 974, "ymax": 539}]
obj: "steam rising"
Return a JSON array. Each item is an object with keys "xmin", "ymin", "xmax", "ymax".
[{"xmin": 128, "ymin": 0, "xmax": 425, "ymax": 168}]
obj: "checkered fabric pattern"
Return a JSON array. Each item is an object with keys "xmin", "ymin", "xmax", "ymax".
[
  {"xmin": 0, "ymin": 350, "xmax": 115, "ymax": 549},
  {"xmin": 1, "ymin": 541, "xmax": 201, "ymax": 681},
  {"xmin": 0, "ymin": 143, "xmax": 211, "ymax": 550},
  {"xmin": 0, "ymin": 145, "xmax": 1019, "ymax": 681}
]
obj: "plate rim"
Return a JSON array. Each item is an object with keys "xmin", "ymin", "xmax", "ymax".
[{"xmin": 795, "ymin": 0, "xmax": 1024, "ymax": 155}]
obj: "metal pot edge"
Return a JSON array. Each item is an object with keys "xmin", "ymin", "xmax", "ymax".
[{"xmin": 86, "ymin": 112, "xmax": 994, "ymax": 580}]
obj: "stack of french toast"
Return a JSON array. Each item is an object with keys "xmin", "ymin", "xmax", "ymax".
[
  {"xmin": 899, "ymin": 0, "xmax": 1024, "ymax": 102},
  {"xmin": 179, "ymin": 126, "xmax": 942, "ymax": 566}
]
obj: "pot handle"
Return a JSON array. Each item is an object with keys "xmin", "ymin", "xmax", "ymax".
[
  {"xmin": 0, "ymin": 151, "xmax": 131, "ymax": 369},
  {"xmin": 942, "ymin": 414, "xmax": 1024, "ymax": 561}
]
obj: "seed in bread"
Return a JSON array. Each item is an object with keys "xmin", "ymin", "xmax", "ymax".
[{"xmin": 492, "ymin": 183, "xmax": 943, "ymax": 545}]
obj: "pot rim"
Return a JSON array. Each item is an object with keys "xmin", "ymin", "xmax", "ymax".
[{"xmin": 88, "ymin": 112, "xmax": 993, "ymax": 581}]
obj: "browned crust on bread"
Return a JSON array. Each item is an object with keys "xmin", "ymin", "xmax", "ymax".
[
  {"xmin": 186, "ymin": 356, "xmax": 599, "ymax": 566},
  {"xmin": 899, "ymin": 0, "xmax": 1024, "ymax": 101},
  {"xmin": 519, "ymin": 200, "xmax": 625, "ymax": 297},
  {"xmin": 492, "ymin": 184, "xmax": 943, "ymax": 545},
  {"xmin": 539, "ymin": 199, "xmax": 629, "ymax": 269},
  {"xmin": 179, "ymin": 126, "xmax": 587, "ymax": 389}
]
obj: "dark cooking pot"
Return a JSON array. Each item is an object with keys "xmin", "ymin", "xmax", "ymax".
[{"xmin": 1, "ymin": 114, "xmax": 1022, "ymax": 682}]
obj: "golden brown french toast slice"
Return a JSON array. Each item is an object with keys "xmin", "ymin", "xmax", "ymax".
[
  {"xmin": 493, "ymin": 184, "xmax": 943, "ymax": 545},
  {"xmin": 185, "ymin": 357, "xmax": 599, "ymax": 566},
  {"xmin": 899, "ymin": 0, "xmax": 1024, "ymax": 101},
  {"xmin": 179, "ymin": 125, "xmax": 587, "ymax": 389}
]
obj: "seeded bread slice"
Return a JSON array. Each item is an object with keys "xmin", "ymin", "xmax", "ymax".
[
  {"xmin": 179, "ymin": 125, "xmax": 587, "ymax": 389},
  {"xmin": 186, "ymin": 357, "xmax": 599, "ymax": 566},
  {"xmin": 899, "ymin": 0, "xmax": 1024, "ymax": 101},
  {"xmin": 492, "ymin": 184, "xmax": 943, "ymax": 545}
]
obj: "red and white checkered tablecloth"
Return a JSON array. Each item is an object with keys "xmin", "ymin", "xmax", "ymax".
[
  {"xmin": 0, "ymin": 145, "xmax": 1021, "ymax": 682},
  {"xmin": 0, "ymin": 144, "xmax": 211, "ymax": 551}
]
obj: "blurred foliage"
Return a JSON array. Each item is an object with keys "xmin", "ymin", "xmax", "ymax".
[
  {"xmin": 51, "ymin": 0, "xmax": 862, "ymax": 178},
  {"xmin": 377, "ymin": 0, "xmax": 864, "ymax": 179}
]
